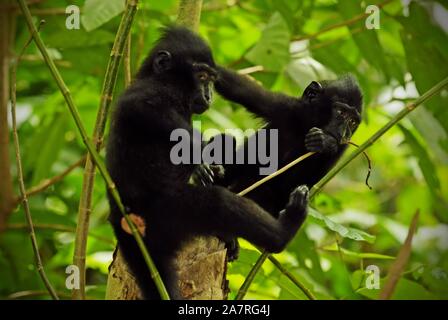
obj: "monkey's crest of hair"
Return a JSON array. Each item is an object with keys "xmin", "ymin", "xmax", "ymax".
[
  {"xmin": 137, "ymin": 25, "xmax": 215, "ymax": 79},
  {"xmin": 321, "ymin": 75, "xmax": 363, "ymax": 113}
]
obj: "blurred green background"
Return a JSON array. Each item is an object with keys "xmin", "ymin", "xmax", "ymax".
[{"xmin": 1, "ymin": 0, "xmax": 448, "ymax": 300}]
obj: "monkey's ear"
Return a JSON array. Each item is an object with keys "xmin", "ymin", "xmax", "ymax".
[
  {"xmin": 154, "ymin": 50, "xmax": 172, "ymax": 73},
  {"xmin": 303, "ymin": 81, "xmax": 322, "ymax": 99}
]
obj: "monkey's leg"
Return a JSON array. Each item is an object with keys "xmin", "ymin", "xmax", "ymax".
[{"xmin": 169, "ymin": 184, "xmax": 309, "ymax": 253}]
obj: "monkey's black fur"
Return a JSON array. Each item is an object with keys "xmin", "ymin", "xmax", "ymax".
[
  {"xmin": 106, "ymin": 26, "xmax": 309, "ymax": 300},
  {"xmin": 210, "ymin": 68, "xmax": 363, "ymax": 257}
]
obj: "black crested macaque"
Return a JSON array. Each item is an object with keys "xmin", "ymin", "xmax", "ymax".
[
  {"xmin": 106, "ymin": 26, "xmax": 309, "ymax": 300},
  {"xmin": 209, "ymin": 67, "xmax": 363, "ymax": 258}
]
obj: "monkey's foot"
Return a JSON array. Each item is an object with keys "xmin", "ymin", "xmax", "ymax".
[
  {"xmin": 287, "ymin": 185, "xmax": 309, "ymax": 210},
  {"xmin": 281, "ymin": 185, "xmax": 309, "ymax": 228}
]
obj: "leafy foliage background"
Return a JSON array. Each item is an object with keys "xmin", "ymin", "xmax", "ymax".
[{"xmin": 1, "ymin": 0, "xmax": 448, "ymax": 300}]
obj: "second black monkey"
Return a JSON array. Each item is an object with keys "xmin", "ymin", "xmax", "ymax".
[{"xmin": 205, "ymin": 68, "xmax": 363, "ymax": 257}]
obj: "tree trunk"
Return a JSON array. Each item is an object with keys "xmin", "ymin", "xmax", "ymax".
[
  {"xmin": 0, "ymin": 1, "xmax": 15, "ymax": 232},
  {"xmin": 105, "ymin": 0, "xmax": 229, "ymax": 300},
  {"xmin": 107, "ymin": 238, "xmax": 229, "ymax": 300}
]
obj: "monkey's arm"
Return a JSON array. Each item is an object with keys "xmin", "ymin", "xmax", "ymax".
[{"xmin": 215, "ymin": 66, "xmax": 297, "ymax": 121}]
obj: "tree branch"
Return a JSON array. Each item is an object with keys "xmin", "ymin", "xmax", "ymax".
[
  {"xmin": 10, "ymin": 20, "xmax": 58, "ymax": 300},
  {"xmin": 379, "ymin": 210, "xmax": 419, "ymax": 300},
  {"xmin": 176, "ymin": 0, "xmax": 203, "ymax": 30},
  {"xmin": 12, "ymin": 155, "xmax": 86, "ymax": 206},
  {"xmin": 238, "ymin": 152, "xmax": 315, "ymax": 196},
  {"xmin": 124, "ymin": 33, "xmax": 132, "ymax": 87},
  {"xmin": 7, "ymin": 223, "xmax": 115, "ymax": 245},
  {"xmin": 267, "ymin": 255, "xmax": 316, "ymax": 300},
  {"xmin": 203, "ymin": 0, "xmax": 239, "ymax": 12},
  {"xmin": 8, "ymin": 290, "xmax": 71, "ymax": 300},
  {"xmin": 0, "ymin": 0, "xmax": 15, "ymax": 232},
  {"xmin": 229, "ymin": 0, "xmax": 391, "ymax": 67},
  {"xmin": 235, "ymin": 250, "xmax": 266, "ymax": 300},
  {"xmin": 291, "ymin": 0, "xmax": 394, "ymax": 42},
  {"xmin": 72, "ymin": 0, "xmax": 140, "ymax": 300}
]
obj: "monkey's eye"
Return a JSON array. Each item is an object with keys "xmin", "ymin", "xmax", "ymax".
[
  {"xmin": 197, "ymin": 72, "xmax": 208, "ymax": 81},
  {"xmin": 337, "ymin": 109, "xmax": 343, "ymax": 116}
]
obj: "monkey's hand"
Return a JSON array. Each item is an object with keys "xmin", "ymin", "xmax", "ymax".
[
  {"xmin": 191, "ymin": 163, "xmax": 225, "ymax": 186},
  {"xmin": 305, "ymin": 127, "xmax": 338, "ymax": 154}
]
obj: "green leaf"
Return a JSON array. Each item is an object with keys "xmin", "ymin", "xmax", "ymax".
[
  {"xmin": 82, "ymin": 0, "xmax": 125, "ymax": 32},
  {"xmin": 227, "ymin": 248, "xmax": 266, "ymax": 277},
  {"xmin": 321, "ymin": 243, "xmax": 395, "ymax": 260},
  {"xmin": 272, "ymin": 0, "xmax": 301, "ymax": 32},
  {"xmin": 45, "ymin": 29, "xmax": 115, "ymax": 49},
  {"xmin": 285, "ymin": 57, "xmax": 333, "ymax": 89},
  {"xmin": 204, "ymin": 109, "xmax": 239, "ymax": 131},
  {"xmin": 31, "ymin": 114, "xmax": 68, "ymax": 186},
  {"xmin": 308, "ymin": 208, "xmax": 376, "ymax": 243},
  {"xmin": 399, "ymin": 2, "xmax": 448, "ymax": 135},
  {"xmin": 61, "ymin": 45, "xmax": 110, "ymax": 76},
  {"xmin": 351, "ymin": 269, "xmax": 365, "ymax": 290},
  {"xmin": 409, "ymin": 107, "xmax": 448, "ymax": 164},
  {"xmin": 140, "ymin": 0, "xmax": 177, "ymax": 11},
  {"xmin": 358, "ymin": 278, "xmax": 438, "ymax": 300},
  {"xmin": 45, "ymin": 196, "xmax": 68, "ymax": 215},
  {"xmin": 398, "ymin": 124, "xmax": 441, "ymax": 191},
  {"xmin": 312, "ymin": 42, "xmax": 357, "ymax": 75},
  {"xmin": 288, "ymin": 229, "xmax": 325, "ymax": 280},
  {"xmin": 277, "ymin": 275, "xmax": 308, "ymax": 300},
  {"xmin": 246, "ymin": 12, "xmax": 291, "ymax": 72},
  {"xmin": 420, "ymin": 267, "xmax": 448, "ymax": 297},
  {"xmin": 338, "ymin": 0, "xmax": 390, "ymax": 79},
  {"xmin": 436, "ymin": 0, "xmax": 448, "ymax": 10}
]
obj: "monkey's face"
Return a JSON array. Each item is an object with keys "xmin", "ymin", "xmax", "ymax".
[
  {"xmin": 190, "ymin": 62, "xmax": 218, "ymax": 114},
  {"xmin": 151, "ymin": 48, "xmax": 217, "ymax": 114},
  {"xmin": 302, "ymin": 76, "xmax": 362, "ymax": 143},
  {"xmin": 326, "ymin": 102, "xmax": 361, "ymax": 143}
]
